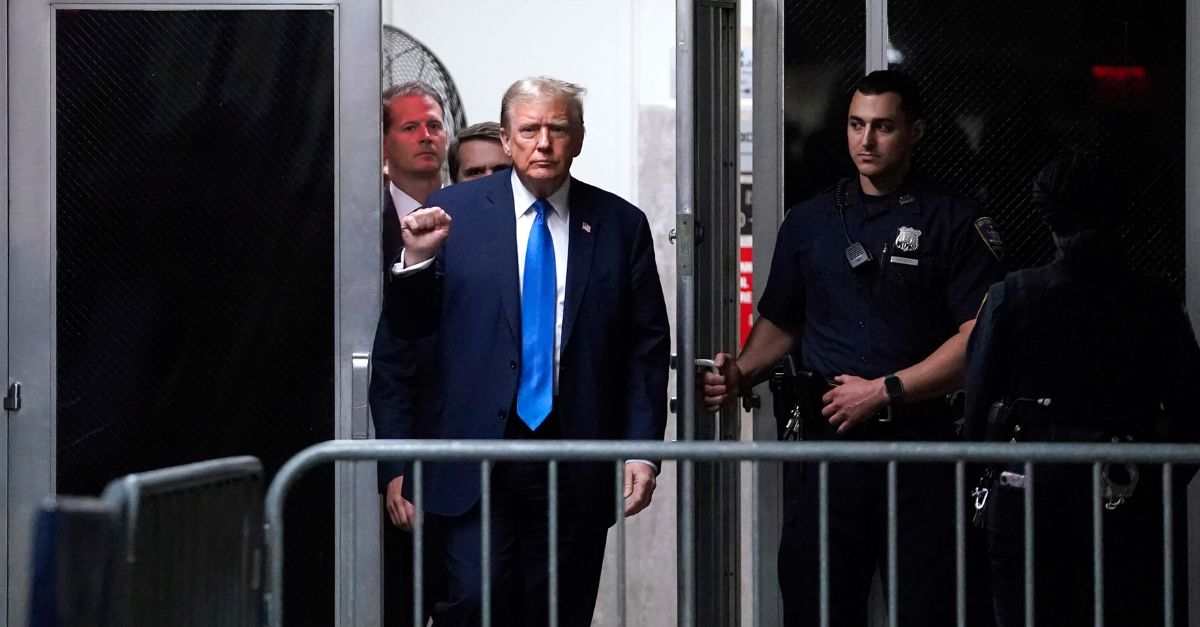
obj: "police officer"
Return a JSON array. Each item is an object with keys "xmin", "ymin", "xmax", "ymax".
[
  {"xmin": 963, "ymin": 151, "xmax": 1200, "ymax": 627},
  {"xmin": 704, "ymin": 70, "xmax": 1004, "ymax": 626}
]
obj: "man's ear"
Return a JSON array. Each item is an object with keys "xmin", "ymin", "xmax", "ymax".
[
  {"xmin": 911, "ymin": 119, "xmax": 926, "ymax": 143},
  {"xmin": 571, "ymin": 125, "xmax": 585, "ymax": 158},
  {"xmin": 500, "ymin": 128, "xmax": 514, "ymax": 157}
]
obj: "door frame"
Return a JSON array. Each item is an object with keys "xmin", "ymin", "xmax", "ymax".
[
  {"xmin": 1186, "ymin": 1, "xmax": 1200, "ymax": 621},
  {"xmin": 5, "ymin": 2, "xmax": 382, "ymax": 625},
  {"xmin": 0, "ymin": 0, "xmax": 9, "ymax": 620}
]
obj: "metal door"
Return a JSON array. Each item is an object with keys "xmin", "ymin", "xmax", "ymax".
[{"xmin": 6, "ymin": 2, "xmax": 381, "ymax": 625}]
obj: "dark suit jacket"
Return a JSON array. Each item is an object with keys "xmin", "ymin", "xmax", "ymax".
[
  {"xmin": 371, "ymin": 187, "xmax": 437, "ymax": 493},
  {"xmin": 382, "ymin": 187, "xmax": 404, "ymax": 268},
  {"xmin": 383, "ymin": 171, "xmax": 670, "ymax": 521}
]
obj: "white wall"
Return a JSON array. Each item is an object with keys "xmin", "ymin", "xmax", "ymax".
[{"xmin": 385, "ymin": 0, "xmax": 676, "ymax": 203}]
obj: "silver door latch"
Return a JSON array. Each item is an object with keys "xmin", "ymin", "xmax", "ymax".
[{"xmin": 5, "ymin": 382, "xmax": 22, "ymax": 411}]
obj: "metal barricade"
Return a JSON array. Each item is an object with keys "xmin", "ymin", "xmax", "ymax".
[
  {"xmin": 28, "ymin": 497, "xmax": 121, "ymax": 627},
  {"xmin": 264, "ymin": 440, "xmax": 1200, "ymax": 627},
  {"xmin": 30, "ymin": 456, "xmax": 264, "ymax": 627}
]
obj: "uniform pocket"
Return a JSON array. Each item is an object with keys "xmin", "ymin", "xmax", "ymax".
[{"xmin": 883, "ymin": 254, "xmax": 944, "ymax": 290}]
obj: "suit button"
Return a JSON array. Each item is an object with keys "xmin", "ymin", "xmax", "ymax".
[
  {"xmin": 510, "ymin": 360, "xmax": 518, "ymax": 370},
  {"xmin": 498, "ymin": 411, "xmax": 506, "ymax": 421}
]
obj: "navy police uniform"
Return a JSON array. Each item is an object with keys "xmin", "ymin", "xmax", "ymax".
[
  {"xmin": 964, "ymin": 232, "xmax": 1200, "ymax": 627},
  {"xmin": 759, "ymin": 174, "xmax": 1003, "ymax": 626}
]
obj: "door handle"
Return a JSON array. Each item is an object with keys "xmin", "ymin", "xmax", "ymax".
[
  {"xmin": 4, "ymin": 381, "xmax": 22, "ymax": 411},
  {"xmin": 350, "ymin": 352, "xmax": 370, "ymax": 439}
]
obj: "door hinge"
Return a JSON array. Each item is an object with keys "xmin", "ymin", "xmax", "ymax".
[{"xmin": 5, "ymin": 382, "xmax": 22, "ymax": 411}]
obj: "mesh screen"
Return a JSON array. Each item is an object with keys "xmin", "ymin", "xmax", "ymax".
[
  {"xmin": 782, "ymin": 0, "xmax": 865, "ymax": 208},
  {"xmin": 889, "ymin": 0, "xmax": 1186, "ymax": 285},
  {"xmin": 56, "ymin": 9, "xmax": 335, "ymax": 624},
  {"xmin": 383, "ymin": 25, "xmax": 469, "ymax": 137}
]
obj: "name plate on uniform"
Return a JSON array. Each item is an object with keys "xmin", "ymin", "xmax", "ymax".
[{"xmin": 890, "ymin": 255, "xmax": 919, "ymax": 266}]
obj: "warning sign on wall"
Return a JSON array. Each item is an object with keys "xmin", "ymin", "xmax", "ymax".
[{"xmin": 739, "ymin": 180, "xmax": 753, "ymax": 348}]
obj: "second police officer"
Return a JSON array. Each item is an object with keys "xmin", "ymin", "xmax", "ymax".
[
  {"xmin": 963, "ymin": 151, "xmax": 1200, "ymax": 627},
  {"xmin": 704, "ymin": 70, "xmax": 1004, "ymax": 626}
]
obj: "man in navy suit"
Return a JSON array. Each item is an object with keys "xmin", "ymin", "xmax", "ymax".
[{"xmin": 384, "ymin": 76, "xmax": 670, "ymax": 627}]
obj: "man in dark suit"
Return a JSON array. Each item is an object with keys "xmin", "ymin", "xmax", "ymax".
[
  {"xmin": 383, "ymin": 76, "xmax": 670, "ymax": 627},
  {"xmin": 370, "ymin": 80, "xmax": 448, "ymax": 626},
  {"xmin": 379, "ymin": 81, "xmax": 448, "ymax": 266}
]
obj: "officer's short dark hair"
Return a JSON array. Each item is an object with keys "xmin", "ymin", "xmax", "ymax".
[
  {"xmin": 1031, "ymin": 149, "xmax": 1126, "ymax": 235},
  {"xmin": 854, "ymin": 70, "xmax": 923, "ymax": 123},
  {"xmin": 382, "ymin": 81, "xmax": 445, "ymax": 133},
  {"xmin": 448, "ymin": 121, "xmax": 503, "ymax": 183}
]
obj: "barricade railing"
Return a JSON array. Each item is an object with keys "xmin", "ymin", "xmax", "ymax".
[
  {"xmin": 101, "ymin": 456, "xmax": 264, "ymax": 627},
  {"xmin": 263, "ymin": 440, "xmax": 1200, "ymax": 627},
  {"xmin": 30, "ymin": 456, "xmax": 264, "ymax": 627}
]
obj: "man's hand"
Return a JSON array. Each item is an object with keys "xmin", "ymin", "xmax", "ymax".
[
  {"xmin": 821, "ymin": 375, "xmax": 888, "ymax": 435},
  {"xmin": 623, "ymin": 462, "xmax": 657, "ymax": 517},
  {"xmin": 385, "ymin": 475, "xmax": 417, "ymax": 531},
  {"xmin": 401, "ymin": 207, "xmax": 452, "ymax": 266},
  {"xmin": 702, "ymin": 353, "xmax": 742, "ymax": 413}
]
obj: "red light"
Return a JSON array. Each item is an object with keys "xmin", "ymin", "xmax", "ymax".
[{"xmin": 1091, "ymin": 65, "xmax": 1147, "ymax": 81}]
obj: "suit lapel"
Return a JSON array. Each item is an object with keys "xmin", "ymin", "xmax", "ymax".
[
  {"xmin": 486, "ymin": 176, "xmax": 521, "ymax": 344},
  {"xmin": 561, "ymin": 178, "xmax": 597, "ymax": 354},
  {"xmin": 381, "ymin": 189, "xmax": 403, "ymax": 269}
]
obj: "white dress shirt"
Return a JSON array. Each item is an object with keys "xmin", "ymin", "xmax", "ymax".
[
  {"xmin": 389, "ymin": 182, "xmax": 421, "ymax": 221},
  {"xmin": 512, "ymin": 171, "xmax": 570, "ymax": 391},
  {"xmin": 392, "ymin": 172, "xmax": 570, "ymax": 389}
]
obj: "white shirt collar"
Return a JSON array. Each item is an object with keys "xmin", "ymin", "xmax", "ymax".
[
  {"xmin": 388, "ymin": 181, "xmax": 422, "ymax": 218},
  {"xmin": 511, "ymin": 170, "xmax": 571, "ymax": 220}
]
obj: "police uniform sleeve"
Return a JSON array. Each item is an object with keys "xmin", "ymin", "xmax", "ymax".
[
  {"xmin": 1155, "ymin": 296, "xmax": 1200, "ymax": 443},
  {"xmin": 756, "ymin": 210, "xmax": 806, "ymax": 332},
  {"xmin": 962, "ymin": 281, "xmax": 1007, "ymax": 441},
  {"xmin": 944, "ymin": 205, "xmax": 1006, "ymax": 325}
]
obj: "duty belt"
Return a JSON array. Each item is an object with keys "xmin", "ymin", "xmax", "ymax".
[
  {"xmin": 781, "ymin": 394, "xmax": 952, "ymax": 441},
  {"xmin": 973, "ymin": 397, "xmax": 1147, "ymax": 524}
]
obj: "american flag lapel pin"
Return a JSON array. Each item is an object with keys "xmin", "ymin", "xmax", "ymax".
[{"xmin": 582, "ymin": 222, "xmax": 591, "ymax": 233}]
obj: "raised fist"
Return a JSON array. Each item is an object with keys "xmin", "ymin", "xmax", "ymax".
[{"xmin": 401, "ymin": 206, "xmax": 452, "ymax": 265}]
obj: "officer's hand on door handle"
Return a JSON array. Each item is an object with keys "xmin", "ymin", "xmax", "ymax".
[{"xmin": 702, "ymin": 353, "xmax": 743, "ymax": 413}]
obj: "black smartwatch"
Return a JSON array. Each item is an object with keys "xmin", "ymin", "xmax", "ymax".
[{"xmin": 883, "ymin": 374, "xmax": 905, "ymax": 404}]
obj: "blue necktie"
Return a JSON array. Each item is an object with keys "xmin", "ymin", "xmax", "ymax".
[{"xmin": 517, "ymin": 198, "xmax": 556, "ymax": 430}]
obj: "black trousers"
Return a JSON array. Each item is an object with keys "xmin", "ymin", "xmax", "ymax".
[
  {"xmin": 382, "ymin": 507, "xmax": 445, "ymax": 627},
  {"xmin": 986, "ymin": 465, "xmax": 1188, "ymax": 627},
  {"xmin": 778, "ymin": 459, "xmax": 957, "ymax": 627},
  {"xmin": 427, "ymin": 409, "xmax": 609, "ymax": 627}
]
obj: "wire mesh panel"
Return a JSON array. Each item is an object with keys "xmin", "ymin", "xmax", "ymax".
[
  {"xmin": 383, "ymin": 25, "xmax": 469, "ymax": 138},
  {"xmin": 55, "ymin": 9, "xmax": 336, "ymax": 624},
  {"xmin": 782, "ymin": 0, "xmax": 865, "ymax": 208},
  {"xmin": 888, "ymin": 0, "xmax": 1186, "ymax": 284}
]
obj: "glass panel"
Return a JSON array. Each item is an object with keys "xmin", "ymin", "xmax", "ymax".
[
  {"xmin": 782, "ymin": 0, "xmax": 865, "ymax": 208},
  {"xmin": 889, "ymin": 1, "xmax": 1185, "ymax": 284},
  {"xmin": 56, "ymin": 9, "xmax": 336, "ymax": 623}
]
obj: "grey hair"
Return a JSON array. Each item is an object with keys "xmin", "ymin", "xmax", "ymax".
[
  {"xmin": 382, "ymin": 81, "xmax": 445, "ymax": 132},
  {"xmin": 499, "ymin": 77, "xmax": 587, "ymax": 130}
]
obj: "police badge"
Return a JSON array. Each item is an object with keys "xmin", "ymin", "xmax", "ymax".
[
  {"xmin": 894, "ymin": 226, "xmax": 922, "ymax": 252},
  {"xmin": 974, "ymin": 217, "xmax": 1005, "ymax": 261}
]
